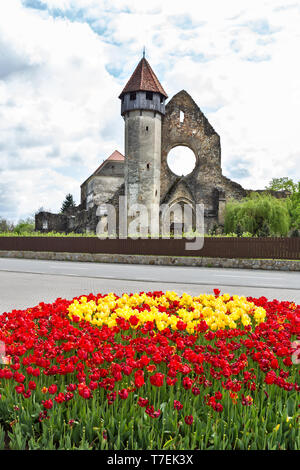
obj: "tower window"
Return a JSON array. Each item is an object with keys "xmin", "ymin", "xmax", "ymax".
[
  {"xmin": 130, "ymin": 92, "xmax": 136, "ymax": 101},
  {"xmin": 180, "ymin": 110, "xmax": 185, "ymax": 123},
  {"xmin": 147, "ymin": 163, "xmax": 150, "ymax": 170},
  {"xmin": 146, "ymin": 91, "xmax": 153, "ymax": 100},
  {"xmin": 146, "ymin": 126, "xmax": 148, "ymax": 131}
]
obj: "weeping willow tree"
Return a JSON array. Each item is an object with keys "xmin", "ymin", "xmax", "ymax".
[
  {"xmin": 224, "ymin": 193, "xmax": 290, "ymax": 236},
  {"xmin": 266, "ymin": 177, "xmax": 300, "ymax": 232}
]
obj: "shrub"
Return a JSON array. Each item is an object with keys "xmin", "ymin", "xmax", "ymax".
[
  {"xmin": 224, "ymin": 193, "xmax": 290, "ymax": 236},
  {"xmin": 14, "ymin": 218, "xmax": 35, "ymax": 234}
]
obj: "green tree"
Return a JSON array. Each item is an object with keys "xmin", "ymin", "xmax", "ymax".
[
  {"xmin": 14, "ymin": 217, "xmax": 35, "ymax": 234},
  {"xmin": 266, "ymin": 177, "xmax": 300, "ymax": 231},
  {"xmin": 236, "ymin": 223, "xmax": 243, "ymax": 238},
  {"xmin": 61, "ymin": 194, "xmax": 76, "ymax": 213},
  {"xmin": 0, "ymin": 217, "xmax": 15, "ymax": 232},
  {"xmin": 224, "ymin": 193, "xmax": 290, "ymax": 236},
  {"xmin": 265, "ymin": 177, "xmax": 295, "ymax": 193},
  {"xmin": 257, "ymin": 221, "xmax": 270, "ymax": 237}
]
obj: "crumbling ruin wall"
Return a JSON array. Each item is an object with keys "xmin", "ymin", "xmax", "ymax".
[
  {"xmin": 35, "ymin": 212, "xmax": 68, "ymax": 233},
  {"xmin": 161, "ymin": 90, "xmax": 247, "ymax": 232},
  {"xmin": 35, "ymin": 207, "xmax": 99, "ymax": 234}
]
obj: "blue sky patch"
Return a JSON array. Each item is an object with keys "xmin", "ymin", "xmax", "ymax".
[
  {"xmin": 23, "ymin": 0, "xmax": 47, "ymax": 11},
  {"xmin": 244, "ymin": 19, "xmax": 280, "ymax": 35},
  {"xmin": 230, "ymin": 39, "xmax": 240, "ymax": 53},
  {"xmin": 225, "ymin": 158, "xmax": 251, "ymax": 180},
  {"xmin": 203, "ymin": 105, "xmax": 224, "ymax": 114},
  {"xmin": 244, "ymin": 53, "xmax": 271, "ymax": 62},
  {"xmin": 105, "ymin": 63, "xmax": 123, "ymax": 78},
  {"xmin": 168, "ymin": 14, "xmax": 203, "ymax": 30},
  {"xmin": 24, "ymin": 1, "xmax": 88, "ymax": 23}
]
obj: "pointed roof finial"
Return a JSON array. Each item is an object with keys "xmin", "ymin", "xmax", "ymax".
[{"xmin": 143, "ymin": 46, "xmax": 145, "ymax": 58}]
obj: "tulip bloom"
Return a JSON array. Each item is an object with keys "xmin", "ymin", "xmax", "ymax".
[{"xmin": 184, "ymin": 415, "xmax": 194, "ymax": 425}]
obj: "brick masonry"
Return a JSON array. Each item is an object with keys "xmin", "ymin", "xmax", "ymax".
[{"xmin": 1, "ymin": 251, "xmax": 299, "ymax": 271}]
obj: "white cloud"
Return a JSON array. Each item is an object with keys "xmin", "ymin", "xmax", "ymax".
[
  {"xmin": 0, "ymin": 0, "xmax": 299, "ymax": 221},
  {"xmin": 0, "ymin": 0, "xmax": 122, "ymax": 221}
]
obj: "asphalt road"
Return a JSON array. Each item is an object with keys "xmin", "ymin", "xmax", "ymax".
[{"xmin": 0, "ymin": 257, "xmax": 299, "ymax": 313}]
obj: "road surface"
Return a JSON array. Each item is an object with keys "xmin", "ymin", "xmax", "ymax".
[{"xmin": 0, "ymin": 257, "xmax": 299, "ymax": 312}]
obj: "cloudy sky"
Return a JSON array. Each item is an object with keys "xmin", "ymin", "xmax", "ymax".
[{"xmin": 0, "ymin": 0, "xmax": 299, "ymax": 222}]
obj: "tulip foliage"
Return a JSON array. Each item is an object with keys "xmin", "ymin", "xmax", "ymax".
[{"xmin": 0, "ymin": 290, "xmax": 299, "ymax": 450}]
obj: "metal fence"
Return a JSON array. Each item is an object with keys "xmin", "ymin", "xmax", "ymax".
[{"xmin": 0, "ymin": 236, "xmax": 299, "ymax": 260}]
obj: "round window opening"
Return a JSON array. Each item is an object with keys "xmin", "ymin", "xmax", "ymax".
[{"xmin": 167, "ymin": 146, "xmax": 196, "ymax": 176}]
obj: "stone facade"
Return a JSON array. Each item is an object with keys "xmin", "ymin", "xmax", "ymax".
[
  {"xmin": 124, "ymin": 108, "xmax": 162, "ymax": 228},
  {"xmin": 35, "ymin": 207, "xmax": 98, "ymax": 234},
  {"xmin": 35, "ymin": 211, "xmax": 69, "ymax": 233},
  {"xmin": 35, "ymin": 57, "xmax": 288, "ymax": 235},
  {"xmin": 80, "ymin": 151, "xmax": 124, "ymax": 211},
  {"xmin": 1, "ymin": 250, "xmax": 299, "ymax": 271},
  {"xmin": 160, "ymin": 90, "xmax": 246, "ymax": 233}
]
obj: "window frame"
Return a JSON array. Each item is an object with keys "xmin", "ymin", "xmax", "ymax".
[{"xmin": 146, "ymin": 91, "xmax": 153, "ymax": 101}]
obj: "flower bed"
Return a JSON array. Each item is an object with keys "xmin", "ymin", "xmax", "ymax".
[{"xmin": 0, "ymin": 290, "xmax": 299, "ymax": 450}]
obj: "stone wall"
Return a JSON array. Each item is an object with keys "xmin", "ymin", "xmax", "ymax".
[
  {"xmin": 35, "ymin": 90, "xmax": 290, "ymax": 236},
  {"xmin": 245, "ymin": 189, "xmax": 291, "ymax": 199},
  {"xmin": 1, "ymin": 250, "xmax": 299, "ymax": 271},
  {"xmin": 35, "ymin": 207, "xmax": 99, "ymax": 234},
  {"xmin": 160, "ymin": 90, "xmax": 246, "ymax": 232},
  {"xmin": 125, "ymin": 110, "xmax": 161, "ymax": 206},
  {"xmin": 87, "ymin": 175, "xmax": 124, "ymax": 209},
  {"xmin": 81, "ymin": 160, "xmax": 124, "ymax": 208},
  {"xmin": 35, "ymin": 212, "xmax": 68, "ymax": 232}
]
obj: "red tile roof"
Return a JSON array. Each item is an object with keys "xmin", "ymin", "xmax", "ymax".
[
  {"xmin": 106, "ymin": 150, "xmax": 125, "ymax": 162},
  {"xmin": 81, "ymin": 150, "xmax": 125, "ymax": 186},
  {"xmin": 119, "ymin": 58, "xmax": 168, "ymax": 99},
  {"xmin": 93, "ymin": 150, "xmax": 124, "ymax": 175}
]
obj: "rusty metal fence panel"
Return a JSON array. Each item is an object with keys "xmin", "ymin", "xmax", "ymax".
[{"xmin": 0, "ymin": 237, "xmax": 299, "ymax": 260}]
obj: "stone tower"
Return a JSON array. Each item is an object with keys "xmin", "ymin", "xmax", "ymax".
[{"xmin": 119, "ymin": 56, "xmax": 168, "ymax": 233}]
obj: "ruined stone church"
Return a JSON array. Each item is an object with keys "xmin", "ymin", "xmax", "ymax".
[{"xmin": 36, "ymin": 56, "xmax": 257, "ymax": 234}]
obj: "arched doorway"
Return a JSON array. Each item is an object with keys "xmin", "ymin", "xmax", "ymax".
[{"xmin": 161, "ymin": 197, "xmax": 195, "ymax": 236}]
